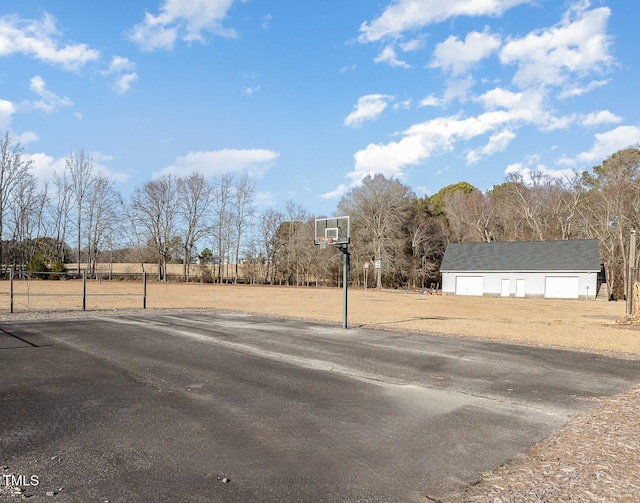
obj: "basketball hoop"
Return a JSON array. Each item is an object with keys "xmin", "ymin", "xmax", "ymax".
[{"xmin": 316, "ymin": 236, "xmax": 334, "ymax": 249}]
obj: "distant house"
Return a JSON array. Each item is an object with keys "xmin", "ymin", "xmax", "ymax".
[{"xmin": 440, "ymin": 239, "xmax": 602, "ymax": 300}]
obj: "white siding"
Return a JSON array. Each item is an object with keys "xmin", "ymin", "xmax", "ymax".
[{"xmin": 442, "ymin": 271, "xmax": 597, "ymax": 299}]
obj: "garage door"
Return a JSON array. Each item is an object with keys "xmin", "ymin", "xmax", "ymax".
[
  {"xmin": 545, "ymin": 276, "xmax": 579, "ymax": 299},
  {"xmin": 455, "ymin": 276, "xmax": 484, "ymax": 296}
]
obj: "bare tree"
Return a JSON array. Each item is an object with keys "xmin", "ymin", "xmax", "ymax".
[
  {"xmin": 282, "ymin": 201, "xmax": 311, "ymax": 286},
  {"xmin": 578, "ymin": 147, "xmax": 640, "ymax": 298},
  {"xmin": 85, "ymin": 176, "xmax": 122, "ymax": 276},
  {"xmin": 546, "ymin": 174, "xmax": 584, "ymax": 240},
  {"xmin": 0, "ymin": 132, "xmax": 33, "ymax": 270},
  {"xmin": 67, "ymin": 150, "xmax": 95, "ymax": 274},
  {"xmin": 178, "ymin": 173, "xmax": 213, "ymax": 282},
  {"xmin": 338, "ymin": 174, "xmax": 414, "ymax": 289},
  {"xmin": 407, "ymin": 201, "xmax": 446, "ymax": 288},
  {"xmin": 49, "ymin": 167, "xmax": 74, "ymax": 263},
  {"xmin": 7, "ymin": 172, "xmax": 45, "ymax": 267},
  {"xmin": 131, "ymin": 176, "xmax": 180, "ymax": 281},
  {"xmin": 258, "ymin": 208, "xmax": 284, "ymax": 284},
  {"xmin": 501, "ymin": 171, "xmax": 551, "ymax": 241},
  {"xmin": 121, "ymin": 199, "xmax": 149, "ymax": 275},
  {"xmin": 231, "ymin": 174, "xmax": 256, "ymax": 283},
  {"xmin": 445, "ymin": 189, "xmax": 498, "ymax": 243},
  {"xmin": 212, "ymin": 173, "xmax": 233, "ymax": 283}
]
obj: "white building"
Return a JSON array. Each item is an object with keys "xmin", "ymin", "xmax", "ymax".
[{"xmin": 440, "ymin": 239, "xmax": 602, "ymax": 300}]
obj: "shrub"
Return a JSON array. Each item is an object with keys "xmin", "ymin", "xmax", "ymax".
[
  {"xmin": 26, "ymin": 254, "xmax": 49, "ymax": 278},
  {"xmin": 200, "ymin": 265, "xmax": 214, "ymax": 283},
  {"xmin": 49, "ymin": 259, "xmax": 67, "ymax": 280}
]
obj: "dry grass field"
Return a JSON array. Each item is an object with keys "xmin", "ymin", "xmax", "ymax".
[{"xmin": 1, "ymin": 274, "xmax": 638, "ymax": 357}]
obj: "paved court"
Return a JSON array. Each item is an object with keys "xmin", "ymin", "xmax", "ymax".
[{"xmin": 2, "ymin": 311, "xmax": 640, "ymax": 502}]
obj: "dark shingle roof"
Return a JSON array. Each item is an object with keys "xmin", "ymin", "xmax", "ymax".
[{"xmin": 440, "ymin": 239, "xmax": 600, "ymax": 272}]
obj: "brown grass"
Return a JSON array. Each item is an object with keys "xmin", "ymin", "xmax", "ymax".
[{"xmin": 1, "ymin": 277, "xmax": 637, "ymax": 356}]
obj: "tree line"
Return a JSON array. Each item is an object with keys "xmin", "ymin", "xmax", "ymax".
[{"xmin": 1, "ymin": 131, "xmax": 639, "ymax": 297}]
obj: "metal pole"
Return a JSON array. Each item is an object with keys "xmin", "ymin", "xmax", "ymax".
[
  {"xmin": 632, "ymin": 267, "xmax": 637, "ymax": 315},
  {"xmin": 10, "ymin": 267, "xmax": 14, "ymax": 314},
  {"xmin": 82, "ymin": 271, "xmax": 86, "ymax": 311},
  {"xmin": 627, "ymin": 229, "xmax": 636, "ymax": 315},
  {"xmin": 143, "ymin": 273, "xmax": 147, "ymax": 309},
  {"xmin": 364, "ymin": 265, "xmax": 368, "ymax": 296},
  {"xmin": 342, "ymin": 245, "xmax": 349, "ymax": 329}
]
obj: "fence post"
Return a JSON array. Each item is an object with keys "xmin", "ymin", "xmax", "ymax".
[
  {"xmin": 143, "ymin": 273, "xmax": 147, "ymax": 309},
  {"xmin": 10, "ymin": 267, "xmax": 14, "ymax": 314},
  {"xmin": 628, "ymin": 229, "xmax": 636, "ymax": 315},
  {"xmin": 82, "ymin": 271, "xmax": 87, "ymax": 311}
]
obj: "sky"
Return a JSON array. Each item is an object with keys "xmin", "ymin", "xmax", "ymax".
[{"xmin": 1, "ymin": 0, "xmax": 639, "ymax": 217}]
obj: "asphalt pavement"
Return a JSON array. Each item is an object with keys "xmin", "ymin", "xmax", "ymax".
[{"xmin": 2, "ymin": 311, "xmax": 640, "ymax": 502}]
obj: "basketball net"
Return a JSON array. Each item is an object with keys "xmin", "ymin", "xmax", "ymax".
[{"xmin": 317, "ymin": 236, "xmax": 334, "ymax": 249}]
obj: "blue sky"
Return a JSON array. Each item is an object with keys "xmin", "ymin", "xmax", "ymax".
[{"xmin": 1, "ymin": 0, "xmax": 639, "ymax": 217}]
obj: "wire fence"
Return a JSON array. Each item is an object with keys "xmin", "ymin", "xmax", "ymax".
[{"xmin": 3, "ymin": 270, "xmax": 149, "ymax": 313}]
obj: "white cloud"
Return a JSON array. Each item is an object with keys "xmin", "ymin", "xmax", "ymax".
[
  {"xmin": 477, "ymin": 87, "xmax": 580, "ymax": 132},
  {"xmin": 128, "ymin": 0, "xmax": 238, "ymax": 52},
  {"xmin": 541, "ymin": 114, "xmax": 577, "ymax": 132},
  {"xmin": 101, "ymin": 56, "xmax": 138, "ymax": 95},
  {"xmin": 399, "ymin": 38, "xmax": 424, "ymax": 52},
  {"xmin": 443, "ymin": 76, "xmax": 475, "ymax": 103},
  {"xmin": 16, "ymin": 131, "xmax": 39, "ymax": 145},
  {"xmin": 326, "ymin": 85, "xmax": 560, "ymax": 197},
  {"xmin": 358, "ymin": 0, "xmax": 529, "ymax": 43},
  {"xmin": 155, "ymin": 149, "xmax": 279, "ymax": 179},
  {"xmin": 419, "ymin": 94, "xmax": 443, "ymax": 107},
  {"xmin": 104, "ymin": 56, "xmax": 136, "ymax": 74},
  {"xmin": 372, "ymin": 35, "xmax": 425, "ymax": 68},
  {"xmin": 29, "ymin": 151, "xmax": 129, "ymax": 186},
  {"xmin": 476, "ymin": 87, "xmax": 547, "ymax": 125},
  {"xmin": 91, "ymin": 152, "xmax": 130, "ymax": 183},
  {"xmin": 431, "ymin": 30, "xmax": 501, "ymax": 76},
  {"xmin": 373, "ymin": 45, "xmax": 411, "ymax": 68},
  {"xmin": 560, "ymin": 126, "xmax": 640, "ymax": 166},
  {"xmin": 0, "ymin": 99, "xmax": 15, "ymax": 129},
  {"xmin": 466, "ymin": 129, "xmax": 516, "ymax": 164},
  {"xmin": 242, "ymin": 85, "xmax": 261, "ymax": 95},
  {"xmin": 241, "ymin": 72, "xmax": 261, "ymax": 95},
  {"xmin": 500, "ymin": 4, "xmax": 613, "ymax": 89},
  {"xmin": 348, "ymin": 112, "xmax": 509, "ymax": 183},
  {"xmin": 344, "ymin": 94, "xmax": 394, "ymax": 127},
  {"xmin": 559, "ymin": 79, "xmax": 609, "ymax": 99},
  {"xmin": 393, "ymin": 99, "xmax": 412, "ymax": 110},
  {"xmin": 581, "ymin": 110, "xmax": 621, "ymax": 127},
  {"xmin": 0, "ymin": 13, "xmax": 100, "ymax": 70},
  {"xmin": 28, "ymin": 152, "xmax": 66, "ymax": 184},
  {"xmin": 261, "ymin": 14, "xmax": 273, "ymax": 31},
  {"xmin": 27, "ymin": 75, "xmax": 73, "ymax": 113},
  {"xmin": 320, "ymin": 183, "xmax": 349, "ymax": 200},
  {"xmin": 505, "ymin": 155, "xmax": 576, "ymax": 183},
  {"xmin": 113, "ymin": 73, "xmax": 138, "ymax": 95}
]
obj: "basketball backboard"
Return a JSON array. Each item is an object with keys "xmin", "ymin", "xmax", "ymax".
[{"xmin": 314, "ymin": 216, "xmax": 350, "ymax": 246}]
